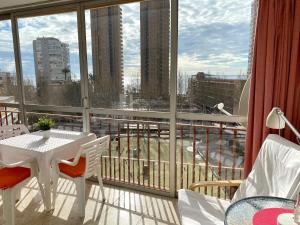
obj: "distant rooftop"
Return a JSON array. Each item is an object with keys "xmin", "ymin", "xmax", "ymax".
[
  {"xmin": 0, "ymin": 96, "xmax": 15, "ymax": 103},
  {"xmin": 192, "ymin": 72, "xmax": 248, "ymax": 80}
]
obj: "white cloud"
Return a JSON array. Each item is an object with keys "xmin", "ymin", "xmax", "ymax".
[
  {"xmin": 122, "ymin": 2, "xmax": 141, "ymax": 77},
  {"xmin": 0, "ymin": 0, "xmax": 253, "ymax": 79},
  {"xmin": 0, "ymin": 20, "xmax": 14, "ymax": 52},
  {"xmin": 0, "ymin": 58, "xmax": 16, "ymax": 73},
  {"xmin": 179, "ymin": 0, "xmax": 252, "ymax": 27},
  {"xmin": 178, "ymin": 0, "xmax": 253, "ymax": 75},
  {"xmin": 178, "ymin": 52, "xmax": 248, "ymax": 76},
  {"xmin": 17, "ymin": 12, "xmax": 80, "ymax": 79},
  {"xmin": 18, "ymin": 12, "xmax": 79, "ymax": 53}
]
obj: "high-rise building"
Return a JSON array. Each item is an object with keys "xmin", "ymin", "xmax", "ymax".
[
  {"xmin": 0, "ymin": 71, "xmax": 17, "ymax": 101},
  {"xmin": 140, "ymin": 0, "xmax": 170, "ymax": 100},
  {"xmin": 0, "ymin": 72, "xmax": 16, "ymax": 88},
  {"xmin": 187, "ymin": 72, "xmax": 247, "ymax": 114},
  {"xmin": 90, "ymin": 6, "xmax": 124, "ymax": 107},
  {"xmin": 33, "ymin": 37, "xmax": 70, "ymax": 84}
]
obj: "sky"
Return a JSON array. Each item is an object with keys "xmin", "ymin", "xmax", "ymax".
[{"xmin": 0, "ymin": 0, "xmax": 253, "ymax": 87}]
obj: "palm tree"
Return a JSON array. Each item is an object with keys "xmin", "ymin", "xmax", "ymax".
[{"xmin": 62, "ymin": 67, "xmax": 70, "ymax": 81}]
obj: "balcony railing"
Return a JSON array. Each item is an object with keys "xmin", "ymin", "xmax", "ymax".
[
  {"xmin": 0, "ymin": 106, "xmax": 20, "ymax": 125},
  {"xmin": 0, "ymin": 107, "xmax": 245, "ymax": 199},
  {"xmin": 89, "ymin": 115, "xmax": 171, "ymax": 192},
  {"xmin": 176, "ymin": 122, "xmax": 245, "ymax": 199}
]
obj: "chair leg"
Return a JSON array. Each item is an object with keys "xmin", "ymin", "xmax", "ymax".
[
  {"xmin": 75, "ymin": 177, "xmax": 86, "ymax": 217},
  {"xmin": 3, "ymin": 188, "xmax": 16, "ymax": 225},
  {"xmin": 96, "ymin": 166, "xmax": 106, "ymax": 202},
  {"xmin": 15, "ymin": 188, "xmax": 21, "ymax": 202}
]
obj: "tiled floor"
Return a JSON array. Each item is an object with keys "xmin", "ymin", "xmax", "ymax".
[{"xmin": 0, "ymin": 178, "xmax": 180, "ymax": 225}]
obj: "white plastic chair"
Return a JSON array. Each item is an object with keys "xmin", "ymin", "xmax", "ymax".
[
  {"xmin": 178, "ymin": 134, "xmax": 300, "ymax": 225},
  {"xmin": 0, "ymin": 124, "xmax": 29, "ymax": 140},
  {"xmin": 0, "ymin": 158, "xmax": 45, "ymax": 225},
  {"xmin": 0, "ymin": 124, "xmax": 29, "ymax": 172},
  {"xmin": 52, "ymin": 135, "xmax": 109, "ymax": 216}
]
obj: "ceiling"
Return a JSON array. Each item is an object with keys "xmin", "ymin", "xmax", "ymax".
[
  {"xmin": 0, "ymin": 0, "xmax": 51, "ymax": 8},
  {"xmin": 0, "ymin": 0, "xmax": 73, "ymax": 13}
]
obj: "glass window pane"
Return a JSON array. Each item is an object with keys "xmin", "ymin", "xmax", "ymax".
[
  {"xmin": 177, "ymin": 0, "xmax": 254, "ymax": 115},
  {"xmin": 86, "ymin": 0, "xmax": 170, "ymax": 111},
  {"xmin": 26, "ymin": 111, "xmax": 83, "ymax": 132},
  {"xmin": 0, "ymin": 20, "xmax": 18, "ymax": 103},
  {"xmin": 90, "ymin": 114, "xmax": 170, "ymax": 190},
  {"xmin": 18, "ymin": 12, "xmax": 81, "ymax": 106},
  {"xmin": 176, "ymin": 118, "xmax": 246, "ymax": 195}
]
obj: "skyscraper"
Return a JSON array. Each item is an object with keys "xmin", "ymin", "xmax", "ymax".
[
  {"xmin": 140, "ymin": 0, "xmax": 170, "ymax": 100},
  {"xmin": 33, "ymin": 37, "xmax": 70, "ymax": 84},
  {"xmin": 90, "ymin": 6, "xmax": 124, "ymax": 107}
]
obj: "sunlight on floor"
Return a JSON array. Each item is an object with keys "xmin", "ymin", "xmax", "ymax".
[{"xmin": 0, "ymin": 178, "xmax": 180, "ymax": 225}]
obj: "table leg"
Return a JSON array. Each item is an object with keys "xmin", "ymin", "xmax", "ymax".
[
  {"xmin": 36, "ymin": 155, "xmax": 53, "ymax": 211},
  {"xmin": 36, "ymin": 178, "xmax": 52, "ymax": 212},
  {"xmin": 43, "ymin": 180, "xmax": 52, "ymax": 211}
]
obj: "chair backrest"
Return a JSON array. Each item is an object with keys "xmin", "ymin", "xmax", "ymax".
[
  {"xmin": 81, "ymin": 135, "xmax": 110, "ymax": 178},
  {"xmin": 0, "ymin": 124, "xmax": 29, "ymax": 140},
  {"xmin": 232, "ymin": 134, "xmax": 300, "ymax": 202}
]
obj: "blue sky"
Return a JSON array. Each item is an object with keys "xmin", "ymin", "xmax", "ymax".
[{"xmin": 0, "ymin": 0, "xmax": 252, "ymax": 86}]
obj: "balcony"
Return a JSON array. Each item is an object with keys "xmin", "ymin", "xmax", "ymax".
[
  {"xmin": 0, "ymin": 178, "xmax": 180, "ymax": 225},
  {"xmin": 0, "ymin": 106, "xmax": 245, "ymax": 200}
]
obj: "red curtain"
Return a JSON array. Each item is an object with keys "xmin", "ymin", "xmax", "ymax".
[{"xmin": 244, "ymin": 0, "xmax": 300, "ymax": 177}]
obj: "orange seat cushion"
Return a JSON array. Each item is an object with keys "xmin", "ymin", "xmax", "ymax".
[
  {"xmin": 0, "ymin": 167, "xmax": 31, "ymax": 190},
  {"xmin": 59, "ymin": 157, "xmax": 86, "ymax": 178}
]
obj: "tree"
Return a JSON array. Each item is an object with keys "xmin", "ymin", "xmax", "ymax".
[
  {"xmin": 62, "ymin": 67, "xmax": 70, "ymax": 81},
  {"xmin": 63, "ymin": 81, "xmax": 81, "ymax": 106},
  {"xmin": 88, "ymin": 73, "xmax": 95, "ymax": 88},
  {"xmin": 178, "ymin": 71, "xmax": 184, "ymax": 95}
]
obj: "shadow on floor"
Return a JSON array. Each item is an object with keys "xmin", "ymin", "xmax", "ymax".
[{"xmin": 0, "ymin": 178, "xmax": 180, "ymax": 225}]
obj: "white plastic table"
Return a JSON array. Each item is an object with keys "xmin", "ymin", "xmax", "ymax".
[{"xmin": 0, "ymin": 129, "xmax": 96, "ymax": 211}]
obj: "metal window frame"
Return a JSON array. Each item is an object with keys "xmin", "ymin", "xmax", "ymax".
[
  {"xmin": 0, "ymin": 0, "xmax": 249, "ymax": 197},
  {"xmin": 77, "ymin": 4, "xmax": 90, "ymax": 132},
  {"xmin": 0, "ymin": 14, "xmax": 10, "ymax": 20},
  {"xmin": 169, "ymin": 0, "xmax": 178, "ymax": 197},
  {"xmin": 0, "ymin": 0, "xmax": 147, "ymax": 17},
  {"xmin": 11, "ymin": 14, "xmax": 26, "ymax": 125}
]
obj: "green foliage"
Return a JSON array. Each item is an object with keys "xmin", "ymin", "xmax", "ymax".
[{"xmin": 34, "ymin": 116, "xmax": 55, "ymax": 131}]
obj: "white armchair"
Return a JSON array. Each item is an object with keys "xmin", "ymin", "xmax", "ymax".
[
  {"xmin": 52, "ymin": 135, "xmax": 109, "ymax": 217},
  {"xmin": 178, "ymin": 134, "xmax": 300, "ymax": 225},
  {"xmin": 0, "ymin": 158, "xmax": 45, "ymax": 225}
]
